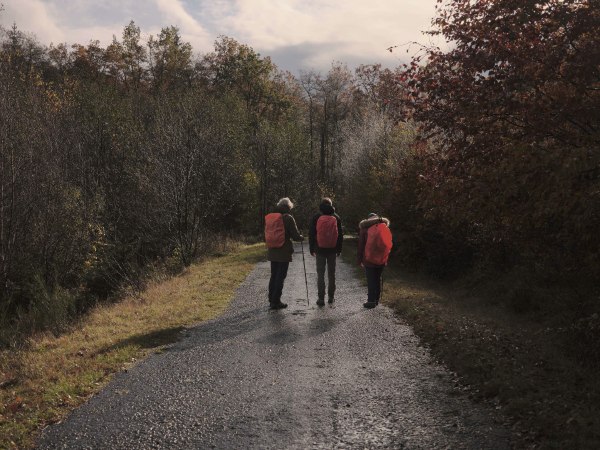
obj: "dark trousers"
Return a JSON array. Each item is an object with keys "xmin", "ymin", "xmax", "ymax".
[
  {"xmin": 269, "ymin": 261, "xmax": 289, "ymax": 304},
  {"xmin": 316, "ymin": 253, "xmax": 336, "ymax": 300},
  {"xmin": 365, "ymin": 266, "xmax": 384, "ymax": 303}
]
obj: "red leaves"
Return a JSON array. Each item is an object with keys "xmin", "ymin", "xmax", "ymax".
[{"xmin": 394, "ymin": 0, "xmax": 599, "ymax": 154}]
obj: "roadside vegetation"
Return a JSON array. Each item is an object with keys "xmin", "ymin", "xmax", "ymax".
[
  {"xmin": 343, "ymin": 237, "xmax": 600, "ymax": 449},
  {"xmin": 0, "ymin": 243, "xmax": 264, "ymax": 449},
  {"xmin": 384, "ymin": 279, "xmax": 600, "ymax": 449}
]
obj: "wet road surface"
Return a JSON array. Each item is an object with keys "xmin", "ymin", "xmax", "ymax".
[{"xmin": 39, "ymin": 244, "xmax": 512, "ymax": 449}]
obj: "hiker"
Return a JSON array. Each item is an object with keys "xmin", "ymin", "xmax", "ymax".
[
  {"xmin": 264, "ymin": 197, "xmax": 304, "ymax": 309},
  {"xmin": 309, "ymin": 198, "xmax": 343, "ymax": 306},
  {"xmin": 357, "ymin": 213, "xmax": 392, "ymax": 309}
]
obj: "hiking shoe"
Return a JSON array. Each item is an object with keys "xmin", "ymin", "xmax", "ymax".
[
  {"xmin": 328, "ymin": 297, "xmax": 334, "ymax": 304},
  {"xmin": 316, "ymin": 298, "xmax": 325, "ymax": 307},
  {"xmin": 270, "ymin": 302, "xmax": 288, "ymax": 310},
  {"xmin": 363, "ymin": 301, "xmax": 377, "ymax": 309}
]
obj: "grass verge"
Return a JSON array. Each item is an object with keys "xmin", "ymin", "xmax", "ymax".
[
  {"xmin": 0, "ymin": 243, "xmax": 264, "ymax": 449},
  {"xmin": 342, "ymin": 238, "xmax": 600, "ymax": 449}
]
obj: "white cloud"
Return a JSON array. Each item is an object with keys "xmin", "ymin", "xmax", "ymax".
[
  {"xmin": 154, "ymin": 0, "xmax": 213, "ymax": 52},
  {"xmin": 209, "ymin": 0, "xmax": 442, "ymax": 71},
  {"xmin": 0, "ymin": 0, "xmax": 444, "ymax": 72},
  {"xmin": 1, "ymin": 0, "xmax": 147, "ymax": 46},
  {"xmin": 2, "ymin": 0, "xmax": 65, "ymax": 44}
]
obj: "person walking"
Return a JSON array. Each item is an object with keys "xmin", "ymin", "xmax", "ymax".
[
  {"xmin": 357, "ymin": 213, "xmax": 392, "ymax": 309},
  {"xmin": 309, "ymin": 198, "xmax": 343, "ymax": 306},
  {"xmin": 265, "ymin": 197, "xmax": 304, "ymax": 310}
]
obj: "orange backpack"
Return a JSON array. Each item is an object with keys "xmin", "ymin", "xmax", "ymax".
[
  {"xmin": 316, "ymin": 215, "xmax": 338, "ymax": 249},
  {"xmin": 265, "ymin": 213, "xmax": 286, "ymax": 248},
  {"xmin": 364, "ymin": 221, "xmax": 393, "ymax": 265}
]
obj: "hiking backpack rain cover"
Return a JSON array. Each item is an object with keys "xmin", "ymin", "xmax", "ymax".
[
  {"xmin": 316, "ymin": 215, "xmax": 338, "ymax": 249},
  {"xmin": 265, "ymin": 213, "xmax": 286, "ymax": 248},
  {"xmin": 364, "ymin": 222, "xmax": 393, "ymax": 265}
]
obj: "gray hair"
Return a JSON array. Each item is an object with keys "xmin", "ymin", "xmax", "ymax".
[{"xmin": 277, "ymin": 197, "xmax": 294, "ymax": 210}]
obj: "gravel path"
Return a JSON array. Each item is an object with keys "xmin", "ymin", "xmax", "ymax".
[{"xmin": 38, "ymin": 244, "xmax": 512, "ymax": 449}]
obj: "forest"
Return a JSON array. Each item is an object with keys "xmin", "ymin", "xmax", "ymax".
[{"xmin": 0, "ymin": 0, "xmax": 598, "ymax": 352}]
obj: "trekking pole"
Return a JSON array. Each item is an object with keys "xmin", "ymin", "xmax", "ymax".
[{"xmin": 300, "ymin": 240, "xmax": 310, "ymax": 306}]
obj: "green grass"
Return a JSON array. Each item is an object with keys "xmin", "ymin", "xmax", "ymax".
[{"xmin": 0, "ymin": 244, "xmax": 265, "ymax": 449}]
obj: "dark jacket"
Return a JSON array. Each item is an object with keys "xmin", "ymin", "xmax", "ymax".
[
  {"xmin": 357, "ymin": 216, "xmax": 390, "ymax": 268},
  {"xmin": 267, "ymin": 205, "xmax": 303, "ymax": 262},
  {"xmin": 309, "ymin": 203, "xmax": 343, "ymax": 255}
]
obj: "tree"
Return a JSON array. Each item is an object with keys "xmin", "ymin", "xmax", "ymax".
[
  {"xmin": 299, "ymin": 70, "xmax": 319, "ymax": 166},
  {"xmin": 149, "ymin": 91, "xmax": 246, "ymax": 264},
  {"xmin": 148, "ymin": 26, "xmax": 193, "ymax": 91},
  {"xmin": 200, "ymin": 37, "xmax": 310, "ymax": 228},
  {"xmin": 355, "ymin": 64, "xmax": 408, "ymax": 119},
  {"xmin": 0, "ymin": 39, "xmax": 97, "ymax": 315},
  {"xmin": 396, "ymin": 0, "xmax": 600, "ymax": 280},
  {"xmin": 316, "ymin": 63, "xmax": 353, "ymax": 185},
  {"xmin": 404, "ymin": 0, "xmax": 599, "ymax": 153},
  {"xmin": 121, "ymin": 21, "xmax": 147, "ymax": 90},
  {"xmin": 1, "ymin": 24, "xmax": 45, "ymax": 80}
]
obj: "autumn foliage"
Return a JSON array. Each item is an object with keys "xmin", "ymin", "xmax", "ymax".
[
  {"xmin": 1, "ymin": 0, "xmax": 598, "ymax": 342},
  {"xmin": 390, "ymin": 0, "xmax": 600, "ymax": 288}
]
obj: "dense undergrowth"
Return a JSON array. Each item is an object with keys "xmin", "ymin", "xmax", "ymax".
[{"xmin": 0, "ymin": 235, "xmax": 249, "ymax": 348}]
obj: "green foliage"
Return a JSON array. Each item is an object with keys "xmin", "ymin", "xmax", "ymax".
[
  {"xmin": 148, "ymin": 26, "xmax": 193, "ymax": 91},
  {"xmin": 0, "ymin": 24, "xmax": 313, "ymax": 343}
]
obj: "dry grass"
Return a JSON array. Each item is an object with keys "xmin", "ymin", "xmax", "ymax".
[{"xmin": 0, "ymin": 243, "xmax": 264, "ymax": 449}]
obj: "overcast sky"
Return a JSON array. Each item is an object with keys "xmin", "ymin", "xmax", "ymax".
[{"xmin": 1, "ymin": 0, "xmax": 443, "ymax": 74}]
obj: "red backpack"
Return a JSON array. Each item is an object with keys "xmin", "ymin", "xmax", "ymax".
[
  {"xmin": 364, "ymin": 221, "xmax": 393, "ymax": 265},
  {"xmin": 316, "ymin": 215, "xmax": 338, "ymax": 249},
  {"xmin": 265, "ymin": 213, "xmax": 285, "ymax": 248}
]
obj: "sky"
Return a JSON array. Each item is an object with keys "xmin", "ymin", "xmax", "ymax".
[{"xmin": 0, "ymin": 0, "xmax": 443, "ymax": 74}]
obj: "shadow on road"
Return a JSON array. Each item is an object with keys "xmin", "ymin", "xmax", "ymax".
[{"xmin": 95, "ymin": 326, "xmax": 186, "ymax": 355}]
